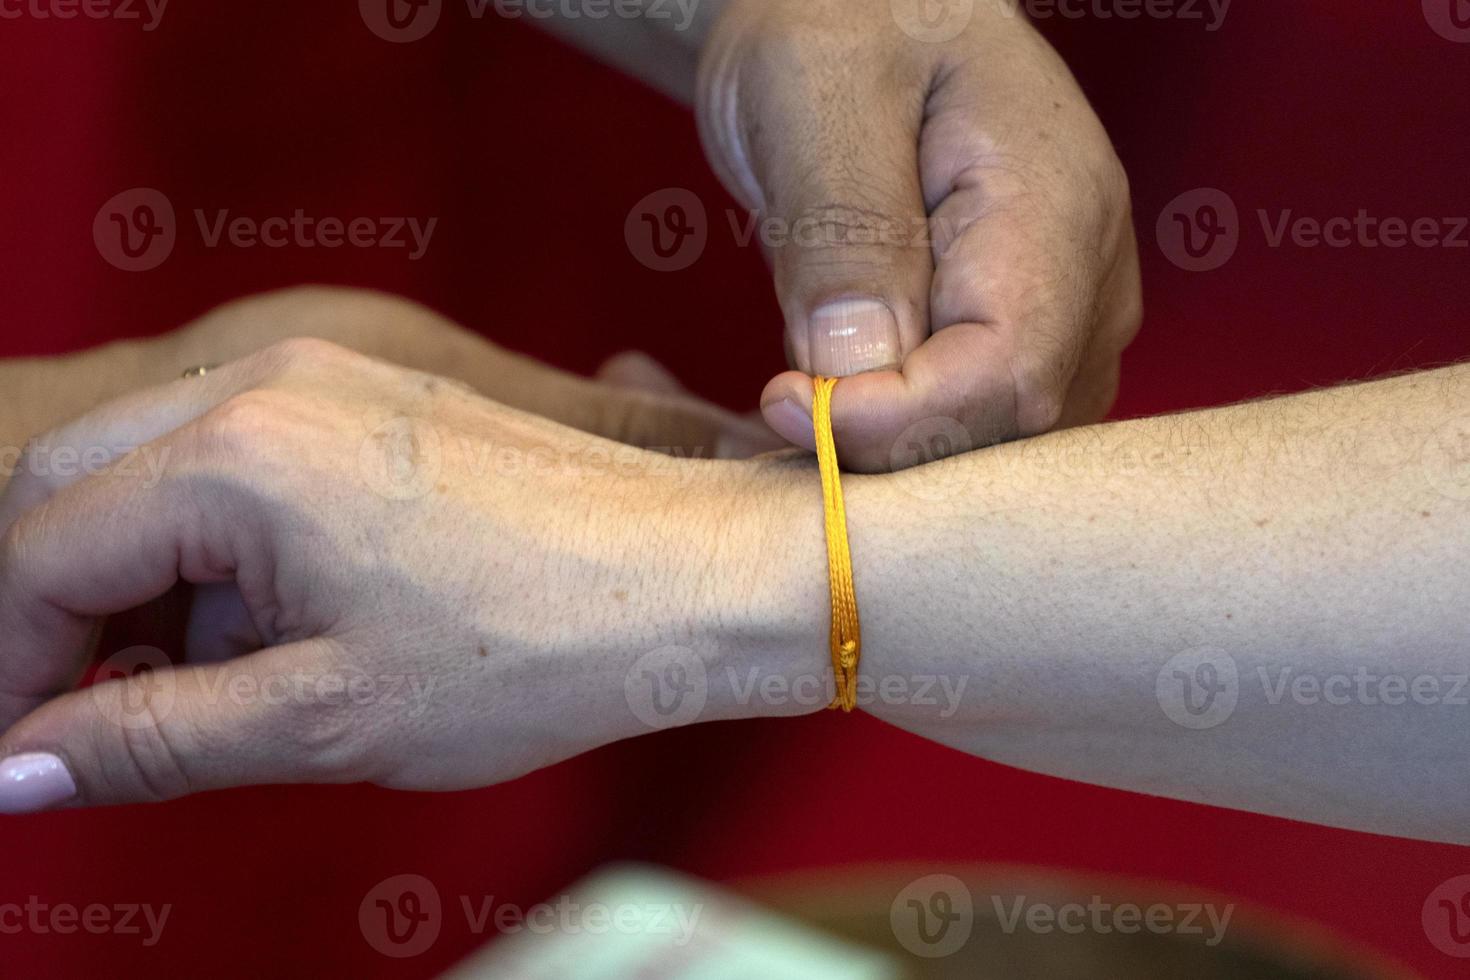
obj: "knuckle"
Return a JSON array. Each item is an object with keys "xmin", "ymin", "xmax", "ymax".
[
  {"xmin": 1096, "ymin": 155, "xmax": 1134, "ymax": 236},
  {"xmin": 1116, "ymin": 286, "xmax": 1145, "ymax": 347},
  {"xmin": 1009, "ymin": 354, "xmax": 1068, "ymax": 436},
  {"xmin": 107, "ymin": 682, "xmax": 192, "ymax": 803},
  {"xmin": 1070, "ymin": 143, "xmax": 1133, "ymax": 242},
  {"xmin": 291, "ymin": 699, "xmax": 376, "ymax": 783},
  {"xmin": 0, "ymin": 496, "xmax": 61, "ymax": 596},
  {"xmin": 268, "ymin": 641, "xmax": 380, "ymax": 783},
  {"xmin": 194, "ymin": 389, "xmax": 296, "ymax": 460},
  {"xmin": 0, "ymin": 520, "xmax": 23, "ymax": 582},
  {"xmin": 780, "ymin": 201, "xmax": 924, "ymax": 267},
  {"xmin": 799, "ymin": 202, "xmax": 890, "ymax": 243},
  {"xmin": 260, "ymin": 335, "xmax": 359, "ymax": 373}
]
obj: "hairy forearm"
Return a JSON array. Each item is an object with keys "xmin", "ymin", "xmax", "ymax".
[{"xmin": 719, "ymin": 365, "xmax": 1470, "ymax": 842}]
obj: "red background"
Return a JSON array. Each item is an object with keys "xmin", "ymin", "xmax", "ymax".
[{"xmin": 2, "ymin": 1, "xmax": 1468, "ymax": 976}]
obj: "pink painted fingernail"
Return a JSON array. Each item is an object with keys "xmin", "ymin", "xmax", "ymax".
[{"xmin": 0, "ymin": 753, "xmax": 77, "ymax": 813}]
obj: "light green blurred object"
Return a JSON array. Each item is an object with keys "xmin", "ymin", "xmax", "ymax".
[{"xmin": 442, "ymin": 865, "xmax": 901, "ymax": 980}]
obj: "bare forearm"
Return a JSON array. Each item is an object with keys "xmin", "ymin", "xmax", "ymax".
[{"xmin": 726, "ymin": 365, "xmax": 1470, "ymax": 842}]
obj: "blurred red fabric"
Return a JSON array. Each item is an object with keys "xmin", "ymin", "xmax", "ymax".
[{"xmin": 1, "ymin": 2, "xmax": 1467, "ymax": 977}]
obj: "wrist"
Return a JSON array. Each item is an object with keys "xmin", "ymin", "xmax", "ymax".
[
  {"xmin": 840, "ymin": 459, "xmax": 1008, "ymax": 730},
  {"xmin": 617, "ymin": 453, "xmax": 829, "ymax": 731}
]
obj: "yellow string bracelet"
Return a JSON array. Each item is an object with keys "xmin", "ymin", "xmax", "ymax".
[{"xmin": 812, "ymin": 376, "xmax": 862, "ymax": 712}]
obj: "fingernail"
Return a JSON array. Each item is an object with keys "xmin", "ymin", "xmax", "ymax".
[
  {"xmin": 808, "ymin": 299, "xmax": 901, "ymax": 377},
  {"xmin": 765, "ymin": 397, "xmax": 816, "ymax": 452},
  {"xmin": 0, "ymin": 753, "xmax": 77, "ymax": 814}
]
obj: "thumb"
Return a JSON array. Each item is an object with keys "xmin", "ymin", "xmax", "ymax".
[
  {"xmin": 0, "ymin": 641, "xmax": 371, "ymax": 811},
  {"xmin": 705, "ymin": 38, "xmax": 932, "ymax": 444}
]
